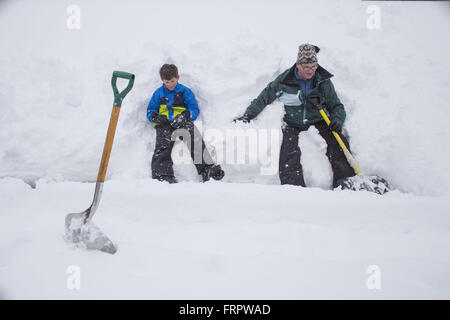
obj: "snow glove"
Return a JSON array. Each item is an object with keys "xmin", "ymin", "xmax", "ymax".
[
  {"xmin": 328, "ymin": 120, "xmax": 342, "ymax": 133},
  {"xmin": 151, "ymin": 112, "xmax": 170, "ymax": 127},
  {"xmin": 171, "ymin": 110, "xmax": 191, "ymax": 129},
  {"xmin": 233, "ymin": 113, "xmax": 254, "ymax": 124}
]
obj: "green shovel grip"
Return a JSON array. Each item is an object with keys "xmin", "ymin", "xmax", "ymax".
[{"xmin": 111, "ymin": 71, "xmax": 135, "ymax": 106}]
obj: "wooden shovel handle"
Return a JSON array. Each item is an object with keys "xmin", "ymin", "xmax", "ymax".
[
  {"xmin": 96, "ymin": 71, "xmax": 135, "ymax": 182},
  {"xmin": 97, "ymin": 106, "xmax": 121, "ymax": 182}
]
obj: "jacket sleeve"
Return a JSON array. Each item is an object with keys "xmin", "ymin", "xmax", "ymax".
[
  {"xmin": 244, "ymin": 75, "xmax": 281, "ymax": 118},
  {"xmin": 146, "ymin": 90, "xmax": 160, "ymax": 123},
  {"xmin": 184, "ymin": 88, "xmax": 200, "ymax": 121},
  {"xmin": 324, "ymin": 80, "xmax": 346, "ymax": 125}
]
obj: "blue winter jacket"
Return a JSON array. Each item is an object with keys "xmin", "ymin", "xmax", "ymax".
[{"xmin": 146, "ymin": 83, "xmax": 200, "ymax": 123}]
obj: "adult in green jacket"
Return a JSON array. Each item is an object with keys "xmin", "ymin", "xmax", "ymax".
[{"xmin": 235, "ymin": 44, "xmax": 355, "ymax": 188}]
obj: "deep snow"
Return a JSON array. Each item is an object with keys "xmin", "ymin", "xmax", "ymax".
[
  {"xmin": 0, "ymin": 0, "xmax": 449, "ymax": 299},
  {"xmin": 1, "ymin": 178, "xmax": 450, "ymax": 299}
]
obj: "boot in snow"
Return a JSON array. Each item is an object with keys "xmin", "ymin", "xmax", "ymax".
[
  {"xmin": 155, "ymin": 175, "xmax": 178, "ymax": 184},
  {"xmin": 201, "ymin": 165, "xmax": 225, "ymax": 182}
]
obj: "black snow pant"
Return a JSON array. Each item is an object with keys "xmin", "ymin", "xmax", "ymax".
[
  {"xmin": 279, "ymin": 121, "xmax": 356, "ymax": 188},
  {"xmin": 151, "ymin": 121, "xmax": 214, "ymax": 180}
]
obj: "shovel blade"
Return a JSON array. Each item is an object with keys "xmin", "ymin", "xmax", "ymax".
[
  {"xmin": 65, "ymin": 210, "xmax": 117, "ymax": 254},
  {"xmin": 336, "ymin": 175, "xmax": 392, "ymax": 195}
]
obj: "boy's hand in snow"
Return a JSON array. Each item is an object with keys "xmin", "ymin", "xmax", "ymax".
[
  {"xmin": 151, "ymin": 112, "xmax": 170, "ymax": 127},
  {"xmin": 171, "ymin": 110, "xmax": 191, "ymax": 129}
]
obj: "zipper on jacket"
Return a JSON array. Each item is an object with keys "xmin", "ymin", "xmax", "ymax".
[
  {"xmin": 298, "ymin": 90, "xmax": 307, "ymax": 125},
  {"xmin": 302, "ymin": 79, "xmax": 326, "ymax": 125},
  {"xmin": 303, "ymin": 106, "xmax": 307, "ymax": 124}
]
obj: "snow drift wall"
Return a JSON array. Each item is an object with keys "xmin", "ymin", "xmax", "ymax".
[{"xmin": 1, "ymin": 0, "xmax": 449, "ymax": 196}]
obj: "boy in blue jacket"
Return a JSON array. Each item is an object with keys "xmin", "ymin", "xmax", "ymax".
[{"xmin": 147, "ymin": 64, "xmax": 224, "ymax": 184}]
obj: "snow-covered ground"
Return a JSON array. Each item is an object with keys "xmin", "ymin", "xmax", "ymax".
[
  {"xmin": 2, "ymin": 178, "xmax": 450, "ymax": 299},
  {"xmin": 0, "ymin": 0, "xmax": 449, "ymax": 299}
]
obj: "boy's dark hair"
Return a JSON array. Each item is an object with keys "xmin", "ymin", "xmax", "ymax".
[{"xmin": 159, "ymin": 64, "xmax": 179, "ymax": 80}]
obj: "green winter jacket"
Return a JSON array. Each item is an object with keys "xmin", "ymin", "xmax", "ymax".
[{"xmin": 245, "ymin": 64, "xmax": 346, "ymax": 130}]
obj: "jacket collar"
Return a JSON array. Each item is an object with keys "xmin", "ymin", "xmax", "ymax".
[
  {"xmin": 162, "ymin": 82, "xmax": 181, "ymax": 93},
  {"xmin": 281, "ymin": 64, "xmax": 333, "ymax": 87}
]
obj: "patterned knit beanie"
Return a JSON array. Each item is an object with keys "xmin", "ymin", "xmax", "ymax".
[{"xmin": 297, "ymin": 44, "xmax": 320, "ymax": 64}]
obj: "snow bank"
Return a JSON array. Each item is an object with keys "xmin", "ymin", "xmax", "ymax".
[{"xmin": 1, "ymin": 0, "xmax": 449, "ymax": 195}]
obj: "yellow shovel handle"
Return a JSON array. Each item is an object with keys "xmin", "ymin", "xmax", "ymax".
[{"xmin": 319, "ymin": 109, "xmax": 361, "ymax": 175}]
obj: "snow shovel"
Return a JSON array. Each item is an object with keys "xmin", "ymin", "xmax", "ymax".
[
  {"xmin": 307, "ymin": 94, "xmax": 391, "ymax": 195},
  {"xmin": 65, "ymin": 71, "xmax": 135, "ymax": 254}
]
